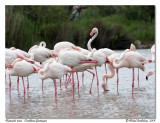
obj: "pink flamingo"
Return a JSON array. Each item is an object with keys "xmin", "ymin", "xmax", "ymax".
[
  {"xmin": 101, "ymin": 49, "xmax": 130, "ymax": 93},
  {"xmin": 57, "ymin": 48, "xmax": 98, "ymax": 99},
  {"xmin": 113, "ymin": 50, "xmax": 152, "ymax": 98},
  {"xmin": 87, "ymin": 27, "xmax": 115, "ymax": 93},
  {"xmin": 6, "ymin": 58, "xmax": 40, "ymax": 103},
  {"xmin": 146, "ymin": 44, "xmax": 155, "ymax": 80},
  {"xmin": 38, "ymin": 61, "xmax": 75, "ymax": 102},
  {"xmin": 28, "ymin": 41, "xmax": 57, "ymax": 63}
]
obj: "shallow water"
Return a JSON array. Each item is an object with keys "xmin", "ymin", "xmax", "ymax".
[{"xmin": 5, "ymin": 49, "xmax": 155, "ymax": 119}]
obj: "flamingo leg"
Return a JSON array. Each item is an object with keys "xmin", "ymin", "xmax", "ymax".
[
  {"xmin": 132, "ymin": 68, "xmax": 134, "ymax": 99},
  {"xmin": 27, "ymin": 76, "xmax": 29, "ymax": 88},
  {"xmin": 95, "ymin": 67, "xmax": 99, "ymax": 95},
  {"xmin": 116, "ymin": 68, "xmax": 119, "ymax": 94},
  {"xmin": 76, "ymin": 72, "xmax": 79, "ymax": 95},
  {"xmin": 9, "ymin": 75, "xmax": 11, "ymax": 100},
  {"xmin": 22, "ymin": 77, "xmax": 26, "ymax": 103},
  {"xmin": 65, "ymin": 73, "xmax": 72, "ymax": 88},
  {"xmin": 53, "ymin": 79, "xmax": 57, "ymax": 102},
  {"xmin": 60, "ymin": 79, "xmax": 62, "ymax": 90},
  {"xmin": 86, "ymin": 70, "xmax": 95, "ymax": 94},
  {"xmin": 72, "ymin": 71, "xmax": 75, "ymax": 100},
  {"xmin": 17, "ymin": 76, "xmax": 19, "ymax": 93},
  {"xmin": 42, "ymin": 80, "xmax": 44, "ymax": 92},
  {"xmin": 82, "ymin": 72, "xmax": 84, "ymax": 86},
  {"xmin": 105, "ymin": 64, "xmax": 108, "ymax": 91},
  {"xmin": 137, "ymin": 68, "xmax": 139, "ymax": 87}
]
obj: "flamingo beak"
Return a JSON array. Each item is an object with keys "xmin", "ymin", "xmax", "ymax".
[
  {"xmin": 90, "ymin": 31, "xmax": 94, "ymax": 36},
  {"xmin": 148, "ymin": 60, "xmax": 152, "ymax": 63},
  {"xmin": 52, "ymin": 53, "xmax": 58, "ymax": 57}
]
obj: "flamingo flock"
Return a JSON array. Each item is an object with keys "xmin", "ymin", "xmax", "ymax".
[{"xmin": 5, "ymin": 27, "xmax": 154, "ymax": 103}]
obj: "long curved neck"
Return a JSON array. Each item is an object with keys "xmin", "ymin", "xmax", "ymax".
[
  {"xmin": 113, "ymin": 49, "xmax": 129, "ymax": 68},
  {"xmin": 87, "ymin": 32, "xmax": 98, "ymax": 51},
  {"xmin": 102, "ymin": 64, "xmax": 115, "ymax": 83}
]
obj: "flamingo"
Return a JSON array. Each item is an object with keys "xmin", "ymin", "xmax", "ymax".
[
  {"xmin": 6, "ymin": 58, "xmax": 40, "ymax": 103},
  {"xmin": 87, "ymin": 27, "xmax": 115, "ymax": 94},
  {"xmin": 101, "ymin": 49, "xmax": 130, "ymax": 93},
  {"xmin": 28, "ymin": 41, "xmax": 57, "ymax": 63},
  {"xmin": 10, "ymin": 47, "xmax": 30, "ymax": 58},
  {"xmin": 146, "ymin": 44, "xmax": 155, "ymax": 80},
  {"xmin": 38, "ymin": 60, "xmax": 75, "ymax": 102},
  {"xmin": 112, "ymin": 50, "xmax": 152, "ymax": 98},
  {"xmin": 57, "ymin": 48, "xmax": 98, "ymax": 99},
  {"xmin": 53, "ymin": 41, "xmax": 80, "ymax": 55}
]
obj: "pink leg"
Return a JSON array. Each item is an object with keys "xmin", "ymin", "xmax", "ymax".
[
  {"xmin": 132, "ymin": 68, "xmax": 134, "ymax": 99},
  {"xmin": 105, "ymin": 64, "xmax": 108, "ymax": 91},
  {"xmin": 72, "ymin": 71, "xmax": 75, "ymax": 100},
  {"xmin": 137, "ymin": 68, "xmax": 139, "ymax": 87},
  {"xmin": 76, "ymin": 72, "xmax": 79, "ymax": 94},
  {"xmin": 53, "ymin": 80, "xmax": 57, "ymax": 102},
  {"xmin": 95, "ymin": 67, "xmax": 99, "ymax": 95},
  {"xmin": 65, "ymin": 73, "xmax": 72, "ymax": 88},
  {"xmin": 116, "ymin": 68, "xmax": 119, "ymax": 94},
  {"xmin": 82, "ymin": 72, "xmax": 84, "ymax": 86},
  {"xmin": 86, "ymin": 70, "xmax": 95, "ymax": 94},
  {"xmin": 17, "ymin": 76, "xmax": 19, "ymax": 93},
  {"xmin": 42, "ymin": 80, "xmax": 44, "ymax": 92},
  {"xmin": 60, "ymin": 79, "xmax": 62, "ymax": 90},
  {"xmin": 22, "ymin": 77, "xmax": 26, "ymax": 103},
  {"xmin": 9, "ymin": 75, "xmax": 11, "ymax": 100},
  {"xmin": 27, "ymin": 76, "xmax": 29, "ymax": 88}
]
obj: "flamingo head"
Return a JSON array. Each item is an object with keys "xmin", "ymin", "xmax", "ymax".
[
  {"xmin": 146, "ymin": 70, "xmax": 154, "ymax": 80},
  {"xmin": 8, "ymin": 65, "xmax": 13, "ymax": 68},
  {"xmin": 106, "ymin": 57, "xmax": 113, "ymax": 65},
  {"xmin": 90, "ymin": 27, "xmax": 98, "ymax": 36}
]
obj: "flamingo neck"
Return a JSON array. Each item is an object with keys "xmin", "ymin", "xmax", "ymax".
[
  {"xmin": 102, "ymin": 64, "xmax": 115, "ymax": 87},
  {"xmin": 113, "ymin": 49, "xmax": 129, "ymax": 68},
  {"xmin": 87, "ymin": 32, "xmax": 98, "ymax": 51}
]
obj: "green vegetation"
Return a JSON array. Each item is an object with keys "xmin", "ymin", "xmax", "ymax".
[{"xmin": 5, "ymin": 6, "xmax": 155, "ymax": 51}]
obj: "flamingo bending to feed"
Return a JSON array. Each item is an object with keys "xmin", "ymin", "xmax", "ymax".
[
  {"xmin": 146, "ymin": 44, "xmax": 155, "ymax": 80},
  {"xmin": 57, "ymin": 48, "xmax": 98, "ymax": 99},
  {"xmin": 101, "ymin": 49, "xmax": 130, "ymax": 93},
  {"xmin": 112, "ymin": 50, "xmax": 152, "ymax": 98},
  {"xmin": 38, "ymin": 60, "xmax": 75, "ymax": 101},
  {"xmin": 6, "ymin": 58, "xmax": 40, "ymax": 103},
  {"xmin": 28, "ymin": 41, "xmax": 57, "ymax": 63}
]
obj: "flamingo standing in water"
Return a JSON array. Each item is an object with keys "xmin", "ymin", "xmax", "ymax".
[
  {"xmin": 6, "ymin": 58, "xmax": 40, "ymax": 103},
  {"xmin": 87, "ymin": 27, "xmax": 115, "ymax": 94},
  {"xmin": 146, "ymin": 44, "xmax": 155, "ymax": 80},
  {"xmin": 112, "ymin": 50, "xmax": 152, "ymax": 98},
  {"xmin": 101, "ymin": 49, "xmax": 130, "ymax": 93},
  {"xmin": 38, "ymin": 60, "xmax": 75, "ymax": 102},
  {"xmin": 57, "ymin": 48, "xmax": 98, "ymax": 99}
]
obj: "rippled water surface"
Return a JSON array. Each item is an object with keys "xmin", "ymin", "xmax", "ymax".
[{"xmin": 5, "ymin": 49, "xmax": 155, "ymax": 119}]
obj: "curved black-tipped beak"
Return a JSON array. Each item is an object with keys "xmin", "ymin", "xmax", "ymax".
[{"xmin": 146, "ymin": 76, "xmax": 148, "ymax": 80}]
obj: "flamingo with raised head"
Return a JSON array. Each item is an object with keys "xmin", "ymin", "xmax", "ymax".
[{"xmin": 146, "ymin": 44, "xmax": 155, "ymax": 80}]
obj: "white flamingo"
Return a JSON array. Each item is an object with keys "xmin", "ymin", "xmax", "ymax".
[
  {"xmin": 28, "ymin": 41, "xmax": 57, "ymax": 63},
  {"xmin": 146, "ymin": 44, "xmax": 155, "ymax": 80},
  {"xmin": 53, "ymin": 41, "xmax": 80, "ymax": 55},
  {"xmin": 6, "ymin": 58, "xmax": 40, "ymax": 103},
  {"xmin": 57, "ymin": 48, "xmax": 98, "ymax": 99},
  {"xmin": 38, "ymin": 60, "xmax": 75, "ymax": 101}
]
